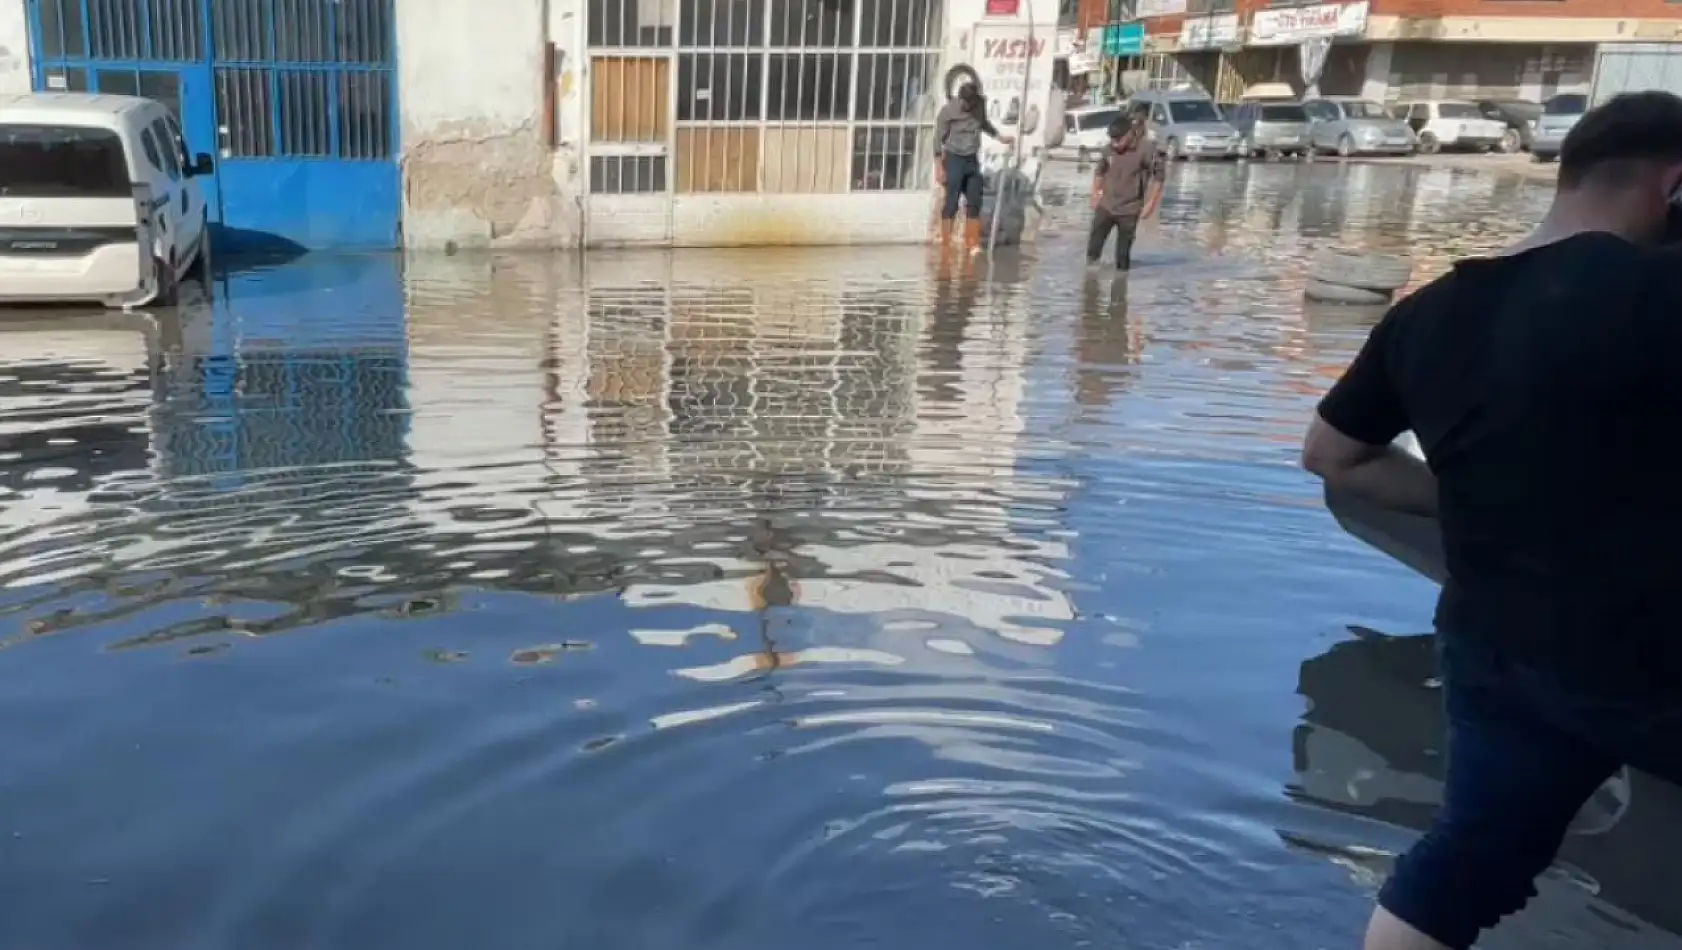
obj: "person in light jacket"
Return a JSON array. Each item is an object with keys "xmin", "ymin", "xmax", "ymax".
[{"xmin": 934, "ymin": 83, "xmax": 1013, "ymax": 256}]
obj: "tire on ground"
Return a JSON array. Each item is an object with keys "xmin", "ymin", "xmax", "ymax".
[
  {"xmin": 1304, "ymin": 278, "xmax": 1391, "ymax": 306},
  {"xmin": 1306, "ymin": 249, "xmax": 1413, "ymax": 292}
]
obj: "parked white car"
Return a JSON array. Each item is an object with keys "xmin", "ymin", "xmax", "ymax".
[
  {"xmin": 1059, "ymin": 104, "xmax": 1127, "ymax": 160},
  {"xmin": 0, "ymin": 92, "xmax": 214, "ymax": 309},
  {"xmin": 1396, "ymin": 100, "xmax": 1509, "ymax": 154}
]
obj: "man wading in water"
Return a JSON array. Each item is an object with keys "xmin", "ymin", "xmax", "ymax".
[
  {"xmin": 1088, "ymin": 115, "xmax": 1164, "ymax": 271},
  {"xmin": 1302, "ymin": 90, "xmax": 1682, "ymax": 950},
  {"xmin": 934, "ymin": 83, "xmax": 1012, "ymax": 256}
]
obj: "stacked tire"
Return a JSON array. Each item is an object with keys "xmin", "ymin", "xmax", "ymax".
[{"xmin": 1304, "ymin": 250, "xmax": 1413, "ymax": 305}]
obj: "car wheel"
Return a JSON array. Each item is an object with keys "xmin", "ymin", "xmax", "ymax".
[
  {"xmin": 151, "ymin": 254, "xmax": 179, "ymax": 307},
  {"xmin": 1337, "ymin": 134, "xmax": 1355, "ymax": 158},
  {"xmin": 1417, "ymin": 132, "xmax": 1440, "ymax": 155},
  {"xmin": 1499, "ymin": 128, "xmax": 1521, "ymax": 153},
  {"xmin": 184, "ymin": 217, "xmax": 209, "ymax": 279}
]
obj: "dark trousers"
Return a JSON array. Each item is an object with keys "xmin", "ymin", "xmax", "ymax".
[
  {"xmin": 1378, "ymin": 635, "xmax": 1682, "ymax": 949},
  {"xmin": 941, "ymin": 152, "xmax": 984, "ymax": 220},
  {"xmin": 1087, "ymin": 208, "xmax": 1139, "ymax": 269}
]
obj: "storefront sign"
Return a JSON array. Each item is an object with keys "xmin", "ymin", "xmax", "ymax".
[
  {"xmin": 971, "ymin": 23, "xmax": 1058, "ymax": 158},
  {"xmin": 1248, "ymin": 0, "xmax": 1369, "ymax": 46},
  {"xmin": 1178, "ymin": 13, "xmax": 1241, "ymax": 50},
  {"xmin": 985, "ymin": 0, "xmax": 1021, "ymax": 15},
  {"xmin": 1104, "ymin": 22, "xmax": 1146, "ymax": 56},
  {"xmin": 1134, "ymin": 0, "xmax": 1188, "ymax": 18}
]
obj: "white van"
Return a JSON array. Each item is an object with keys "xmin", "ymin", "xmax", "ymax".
[{"xmin": 0, "ymin": 93, "xmax": 213, "ymax": 308}]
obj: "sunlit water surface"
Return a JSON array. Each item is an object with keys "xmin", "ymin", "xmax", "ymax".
[{"xmin": 2, "ymin": 161, "xmax": 1673, "ymax": 949}]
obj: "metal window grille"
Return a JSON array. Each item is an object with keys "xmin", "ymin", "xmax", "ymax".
[
  {"xmin": 586, "ymin": 0, "xmax": 945, "ymax": 196},
  {"xmin": 31, "ymin": 0, "xmax": 395, "ymax": 162},
  {"xmin": 211, "ymin": 0, "xmax": 395, "ymax": 161}
]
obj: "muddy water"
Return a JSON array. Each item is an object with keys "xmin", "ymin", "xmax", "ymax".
[{"xmin": 0, "ymin": 162, "xmax": 1669, "ymax": 949}]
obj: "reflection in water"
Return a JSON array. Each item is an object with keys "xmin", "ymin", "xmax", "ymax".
[
  {"xmin": 1290, "ymin": 630, "xmax": 1682, "ymax": 949},
  {"xmin": 0, "ymin": 163, "xmax": 1670, "ymax": 950}
]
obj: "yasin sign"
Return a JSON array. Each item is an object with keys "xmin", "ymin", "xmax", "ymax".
[{"xmin": 970, "ymin": 24, "xmax": 1057, "ymax": 157}]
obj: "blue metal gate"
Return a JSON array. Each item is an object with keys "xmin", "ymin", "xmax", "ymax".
[{"xmin": 26, "ymin": 0, "xmax": 400, "ymax": 250}]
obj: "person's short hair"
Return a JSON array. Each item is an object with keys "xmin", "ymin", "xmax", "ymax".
[
  {"xmin": 1107, "ymin": 116, "xmax": 1133, "ymax": 140},
  {"xmin": 1558, "ymin": 91, "xmax": 1682, "ymax": 190}
]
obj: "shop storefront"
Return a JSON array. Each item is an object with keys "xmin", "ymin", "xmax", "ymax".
[
  {"xmin": 1175, "ymin": 12, "xmax": 1242, "ymax": 97},
  {"xmin": 1103, "ymin": 20, "xmax": 1146, "ymax": 97},
  {"xmin": 1245, "ymin": 0, "xmax": 1371, "ymax": 97}
]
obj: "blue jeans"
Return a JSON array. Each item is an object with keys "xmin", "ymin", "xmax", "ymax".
[
  {"xmin": 941, "ymin": 152, "xmax": 983, "ymax": 220},
  {"xmin": 1379, "ymin": 635, "xmax": 1682, "ymax": 948}
]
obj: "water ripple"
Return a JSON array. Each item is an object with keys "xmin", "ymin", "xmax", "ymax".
[{"xmin": 1, "ymin": 162, "xmax": 1675, "ymax": 950}]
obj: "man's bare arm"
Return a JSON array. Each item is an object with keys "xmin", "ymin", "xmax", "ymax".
[{"xmin": 1302, "ymin": 415, "xmax": 1437, "ymax": 517}]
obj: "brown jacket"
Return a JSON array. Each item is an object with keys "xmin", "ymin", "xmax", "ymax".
[{"xmin": 1094, "ymin": 139, "xmax": 1165, "ymax": 218}]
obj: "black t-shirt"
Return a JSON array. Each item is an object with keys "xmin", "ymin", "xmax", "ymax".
[{"xmin": 1319, "ymin": 232, "xmax": 1682, "ymax": 696}]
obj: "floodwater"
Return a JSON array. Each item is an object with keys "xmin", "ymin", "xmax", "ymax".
[{"xmin": 0, "ymin": 161, "xmax": 1675, "ymax": 950}]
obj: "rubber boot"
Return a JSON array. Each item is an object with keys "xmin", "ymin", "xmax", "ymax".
[
  {"xmin": 964, "ymin": 217, "xmax": 984, "ymax": 256},
  {"xmin": 936, "ymin": 217, "xmax": 954, "ymax": 247}
]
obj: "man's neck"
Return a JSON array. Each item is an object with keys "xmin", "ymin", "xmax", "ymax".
[{"xmin": 1504, "ymin": 200, "xmax": 1632, "ymax": 256}]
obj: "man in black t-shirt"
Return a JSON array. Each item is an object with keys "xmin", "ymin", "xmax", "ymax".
[{"xmin": 1302, "ymin": 91, "xmax": 1682, "ymax": 950}]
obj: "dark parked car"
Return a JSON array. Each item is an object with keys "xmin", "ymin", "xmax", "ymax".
[{"xmin": 1475, "ymin": 98, "xmax": 1542, "ymax": 153}]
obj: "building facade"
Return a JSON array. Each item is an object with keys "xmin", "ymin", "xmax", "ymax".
[
  {"xmin": 0, "ymin": 0, "xmax": 1061, "ymax": 250},
  {"xmin": 1111, "ymin": 0, "xmax": 1681, "ymax": 104}
]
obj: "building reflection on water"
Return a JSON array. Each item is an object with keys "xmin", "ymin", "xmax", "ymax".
[{"xmin": 0, "ymin": 251, "xmax": 1081, "ymax": 662}]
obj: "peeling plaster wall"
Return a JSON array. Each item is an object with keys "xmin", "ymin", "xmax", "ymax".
[
  {"xmin": 398, "ymin": 0, "xmax": 583, "ymax": 249},
  {"xmin": 0, "ymin": 0, "xmax": 32, "ymax": 95},
  {"xmin": 547, "ymin": 0, "xmax": 586, "ymax": 248}
]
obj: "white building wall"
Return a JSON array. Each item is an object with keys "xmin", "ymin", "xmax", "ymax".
[
  {"xmin": 395, "ymin": 0, "xmax": 1061, "ymax": 249},
  {"xmin": 0, "ymin": 0, "xmax": 32, "ymax": 95},
  {"xmin": 397, "ymin": 0, "xmax": 586, "ymax": 250}
]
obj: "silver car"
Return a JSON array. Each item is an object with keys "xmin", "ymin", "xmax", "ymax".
[
  {"xmin": 1130, "ymin": 90, "xmax": 1241, "ymax": 160},
  {"xmin": 1226, "ymin": 101, "xmax": 1311, "ymax": 158},
  {"xmin": 1303, "ymin": 97, "xmax": 1416, "ymax": 157},
  {"xmin": 1531, "ymin": 93, "xmax": 1586, "ymax": 163}
]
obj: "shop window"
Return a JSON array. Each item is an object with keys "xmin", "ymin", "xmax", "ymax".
[
  {"xmin": 851, "ymin": 125, "xmax": 931, "ymax": 191},
  {"xmin": 591, "ymin": 154, "xmax": 669, "ymax": 193},
  {"xmin": 678, "ymin": 0, "xmax": 767, "ymax": 46},
  {"xmin": 214, "ymin": 68, "xmax": 276, "ymax": 158},
  {"xmin": 767, "ymin": 53, "xmax": 852, "ymax": 120},
  {"xmin": 677, "ymin": 53, "xmax": 764, "ymax": 121},
  {"xmin": 589, "ymin": 0, "xmax": 677, "ymax": 46},
  {"xmin": 770, "ymin": 0, "xmax": 855, "ymax": 46},
  {"xmin": 858, "ymin": 0, "xmax": 937, "ymax": 47},
  {"xmin": 854, "ymin": 53, "xmax": 938, "ymax": 122}
]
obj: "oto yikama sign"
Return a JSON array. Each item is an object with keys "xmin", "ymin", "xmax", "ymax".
[{"xmin": 1248, "ymin": 0, "xmax": 1369, "ymax": 45}]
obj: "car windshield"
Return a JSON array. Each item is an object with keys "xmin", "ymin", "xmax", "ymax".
[
  {"xmin": 1341, "ymin": 101, "xmax": 1391, "ymax": 120},
  {"xmin": 1545, "ymin": 94, "xmax": 1587, "ymax": 116},
  {"xmin": 0, "ymin": 124, "xmax": 131, "ymax": 198},
  {"xmin": 1077, "ymin": 109, "xmax": 1120, "ymax": 131},
  {"xmin": 1488, "ymin": 99, "xmax": 1540, "ymax": 118},
  {"xmin": 1438, "ymin": 102, "xmax": 1481, "ymax": 119},
  {"xmin": 1167, "ymin": 99, "xmax": 1221, "ymax": 123},
  {"xmin": 1260, "ymin": 104, "xmax": 1306, "ymax": 122}
]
